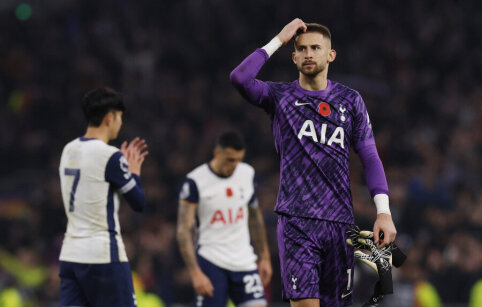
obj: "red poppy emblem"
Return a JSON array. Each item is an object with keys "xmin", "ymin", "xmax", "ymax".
[
  {"xmin": 226, "ymin": 188, "xmax": 233, "ymax": 197},
  {"xmin": 318, "ymin": 102, "xmax": 331, "ymax": 116}
]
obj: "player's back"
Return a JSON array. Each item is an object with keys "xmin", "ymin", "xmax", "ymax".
[{"xmin": 59, "ymin": 137, "xmax": 127, "ymax": 263}]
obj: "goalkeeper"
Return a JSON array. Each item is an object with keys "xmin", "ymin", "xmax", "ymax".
[{"xmin": 230, "ymin": 18, "xmax": 398, "ymax": 306}]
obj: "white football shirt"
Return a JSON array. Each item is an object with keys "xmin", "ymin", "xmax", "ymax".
[
  {"xmin": 180, "ymin": 162, "xmax": 258, "ymax": 272},
  {"xmin": 59, "ymin": 137, "xmax": 137, "ymax": 263}
]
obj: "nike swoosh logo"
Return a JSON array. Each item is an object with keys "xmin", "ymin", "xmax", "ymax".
[
  {"xmin": 294, "ymin": 100, "xmax": 311, "ymax": 106},
  {"xmin": 341, "ymin": 291, "xmax": 352, "ymax": 299}
]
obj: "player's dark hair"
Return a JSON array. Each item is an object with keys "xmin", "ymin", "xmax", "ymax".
[
  {"xmin": 294, "ymin": 23, "xmax": 332, "ymax": 47},
  {"xmin": 216, "ymin": 131, "xmax": 245, "ymax": 151},
  {"xmin": 82, "ymin": 87, "xmax": 125, "ymax": 126}
]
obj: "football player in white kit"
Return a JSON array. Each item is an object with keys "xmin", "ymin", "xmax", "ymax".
[
  {"xmin": 177, "ymin": 131, "xmax": 272, "ymax": 307},
  {"xmin": 58, "ymin": 87, "xmax": 149, "ymax": 307}
]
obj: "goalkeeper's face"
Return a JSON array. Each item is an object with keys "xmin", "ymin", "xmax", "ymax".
[
  {"xmin": 213, "ymin": 147, "xmax": 245, "ymax": 177},
  {"xmin": 292, "ymin": 32, "xmax": 336, "ymax": 77}
]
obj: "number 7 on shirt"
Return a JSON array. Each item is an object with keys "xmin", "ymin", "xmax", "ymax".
[{"xmin": 64, "ymin": 168, "xmax": 81, "ymax": 212}]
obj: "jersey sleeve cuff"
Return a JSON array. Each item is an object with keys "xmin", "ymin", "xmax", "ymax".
[
  {"xmin": 248, "ymin": 195, "xmax": 259, "ymax": 208},
  {"xmin": 119, "ymin": 178, "xmax": 136, "ymax": 194}
]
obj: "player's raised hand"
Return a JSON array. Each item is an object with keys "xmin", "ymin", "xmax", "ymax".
[
  {"xmin": 258, "ymin": 258, "xmax": 273, "ymax": 286},
  {"xmin": 373, "ymin": 213, "xmax": 397, "ymax": 249},
  {"xmin": 276, "ymin": 18, "xmax": 307, "ymax": 45},
  {"xmin": 121, "ymin": 137, "xmax": 149, "ymax": 175},
  {"xmin": 190, "ymin": 268, "xmax": 214, "ymax": 297}
]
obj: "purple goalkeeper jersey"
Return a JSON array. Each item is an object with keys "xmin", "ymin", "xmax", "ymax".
[{"xmin": 231, "ymin": 49, "xmax": 384, "ymax": 224}]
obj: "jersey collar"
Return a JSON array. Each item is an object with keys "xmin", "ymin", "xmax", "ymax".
[
  {"xmin": 206, "ymin": 163, "xmax": 231, "ymax": 179},
  {"xmin": 294, "ymin": 79, "xmax": 333, "ymax": 96},
  {"xmin": 79, "ymin": 136, "xmax": 98, "ymax": 142}
]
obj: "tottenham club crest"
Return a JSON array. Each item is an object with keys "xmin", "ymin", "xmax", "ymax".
[
  {"xmin": 339, "ymin": 105, "xmax": 346, "ymax": 122},
  {"xmin": 291, "ymin": 276, "xmax": 298, "ymax": 290}
]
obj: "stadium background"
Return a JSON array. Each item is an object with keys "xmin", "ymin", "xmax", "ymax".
[{"xmin": 0, "ymin": 0, "xmax": 480, "ymax": 306}]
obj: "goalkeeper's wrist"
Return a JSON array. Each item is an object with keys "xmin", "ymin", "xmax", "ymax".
[
  {"xmin": 262, "ymin": 36, "xmax": 283, "ymax": 57},
  {"xmin": 374, "ymin": 194, "xmax": 391, "ymax": 215}
]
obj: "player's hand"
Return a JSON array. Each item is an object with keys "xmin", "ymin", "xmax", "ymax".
[
  {"xmin": 190, "ymin": 267, "xmax": 214, "ymax": 297},
  {"xmin": 120, "ymin": 137, "xmax": 149, "ymax": 175},
  {"xmin": 373, "ymin": 214, "xmax": 397, "ymax": 249},
  {"xmin": 276, "ymin": 18, "xmax": 307, "ymax": 45},
  {"xmin": 258, "ymin": 258, "xmax": 272, "ymax": 286}
]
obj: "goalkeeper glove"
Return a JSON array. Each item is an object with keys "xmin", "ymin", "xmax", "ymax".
[
  {"xmin": 347, "ymin": 226, "xmax": 408, "ymax": 305},
  {"xmin": 350, "ymin": 230, "xmax": 393, "ymax": 295},
  {"xmin": 347, "ymin": 227, "xmax": 406, "ymax": 268}
]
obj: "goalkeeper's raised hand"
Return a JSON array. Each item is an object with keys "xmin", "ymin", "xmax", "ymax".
[{"xmin": 276, "ymin": 18, "xmax": 307, "ymax": 45}]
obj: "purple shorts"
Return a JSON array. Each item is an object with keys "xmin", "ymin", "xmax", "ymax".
[{"xmin": 277, "ymin": 215, "xmax": 355, "ymax": 306}]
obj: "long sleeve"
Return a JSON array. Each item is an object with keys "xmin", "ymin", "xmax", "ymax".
[
  {"xmin": 357, "ymin": 143, "xmax": 389, "ymax": 197},
  {"xmin": 230, "ymin": 49, "xmax": 273, "ymax": 111},
  {"xmin": 105, "ymin": 151, "xmax": 146, "ymax": 212},
  {"xmin": 122, "ymin": 174, "xmax": 146, "ymax": 212}
]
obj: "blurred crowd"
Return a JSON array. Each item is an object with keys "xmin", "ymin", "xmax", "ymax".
[{"xmin": 0, "ymin": 0, "xmax": 480, "ymax": 306}]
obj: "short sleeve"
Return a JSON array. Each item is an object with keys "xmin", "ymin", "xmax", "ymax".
[
  {"xmin": 352, "ymin": 95, "xmax": 376, "ymax": 152},
  {"xmin": 248, "ymin": 177, "xmax": 258, "ymax": 208},
  {"xmin": 105, "ymin": 151, "xmax": 136, "ymax": 194},
  {"xmin": 179, "ymin": 178, "xmax": 199, "ymax": 203}
]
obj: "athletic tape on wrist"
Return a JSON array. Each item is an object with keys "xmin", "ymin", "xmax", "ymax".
[{"xmin": 262, "ymin": 36, "xmax": 283, "ymax": 57}]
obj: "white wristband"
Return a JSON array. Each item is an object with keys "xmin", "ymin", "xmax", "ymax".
[
  {"xmin": 262, "ymin": 36, "xmax": 283, "ymax": 57},
  {"xmin": 374, "ymin": 194, "xmax": 391, "ymax": 215}
]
